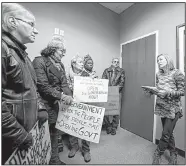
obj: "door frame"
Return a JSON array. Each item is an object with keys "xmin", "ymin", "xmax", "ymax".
[{"xmin": 120, "ymin": 31, "xmax": 159, "ymax": 144}]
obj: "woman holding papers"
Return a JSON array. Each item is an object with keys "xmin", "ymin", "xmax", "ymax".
[
  {"xmin": 66, "ymin": 55, "xmax": 91, "ymax": 162},
  {"xmin": 33, "ymin": 36, "xmax": 73, "ymax": 165},
  {"xmin": 142, "ymin": 54, "xmax": 185, "ymax": 165}
]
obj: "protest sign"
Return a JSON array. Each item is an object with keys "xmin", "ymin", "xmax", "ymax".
[
  {"xmin": 55, "ymin": 102, "xmax": 105, "ymax": 143},
  {"xmin": 73, "ymin": 76, "xmax": 108, "ymax": 102},
  {"xmin": 5, "ymin": 121, "xmax": 51, "ymax": 165},
  {"xmin": 91, "ymin": 86, "xmax": 120, "ymax": 115}
]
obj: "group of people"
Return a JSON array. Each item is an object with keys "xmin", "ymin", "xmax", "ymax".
[
  {"xmin": 2, "ymin": 3, "xmax": 185, "ymax": 165},
  {"xmin": 2, "ymin": 3, "xmax": 125, "ymax": 165}
]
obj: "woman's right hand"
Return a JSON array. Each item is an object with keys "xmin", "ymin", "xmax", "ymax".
[
  {"xmin": 61, "ymin": 94, "xmax": 73, "ymax": 105},
  {"xmin": 143, "ymin": 89, "xmax": 153, "ymax": 97},
  {"xmin": 90, "ymin": 72, "xmax": 97, "ymax": 79}
]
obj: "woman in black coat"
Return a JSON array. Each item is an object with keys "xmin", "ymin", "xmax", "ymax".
[{"xmin": 33, "ymin": 37, "xmax": 73, "ymax": 165}]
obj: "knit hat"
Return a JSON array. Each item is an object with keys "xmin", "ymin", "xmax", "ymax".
[{"xmin": 84, "ymin": 54, "xmax": 93, "ymax": 65}]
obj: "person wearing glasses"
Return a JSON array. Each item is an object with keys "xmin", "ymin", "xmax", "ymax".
[
  {"xmin": 32, "ymin": 36, "xmax": 73, "ymax": 165},
  {"xmin": 102, "ymin": 58, "xmax": 125, "ymax": 135},
  {"xmin": 2, "ymin": 3, "xmax": 48, "ymax": 164}
]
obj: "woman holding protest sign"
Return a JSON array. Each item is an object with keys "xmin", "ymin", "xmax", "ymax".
[
  {"xmin": 33, "ymin": 36, "xmax": 73, "ymax": 165},
  {"xmin": 83, "ymin": 54, "xmax": 98, "ymax": 79},
  {"xmin": 142, "ymin": 54, "xmax": 185, "ymax": 165},
  {"xmin": 66, "ymin": 55, "xmax": 92, "ymax": 163}
]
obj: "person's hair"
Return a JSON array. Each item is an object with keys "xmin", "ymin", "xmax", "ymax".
[
  {"xmin": 2, "ymin": 3, "xmax": 32, "ymax": 32},
  {"xmin": 71, "ymin": 55, "xmax": 83, "ymax": 69},
  {"xmin": 41, "ymin": 38, "xmax": 65, "ymax": 57},
  {"xmin": 112, "ymin": 58, "xmax": 119, "ymax": 63},
  {"xmin": 157, "ymin": 54, "xmax": 175, "ymax": 73},
  {"xmin": 84, "ymin": 54, "xmax": 93, "ymax": 65},
  {"xmin": 40, "ymin": 47, "xmax": 56, "ymax": 57}
]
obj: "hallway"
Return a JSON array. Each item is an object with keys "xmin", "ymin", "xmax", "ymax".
[{"xmin": 59, "ymin": 128, "xmax": 185, "ymax": 164}]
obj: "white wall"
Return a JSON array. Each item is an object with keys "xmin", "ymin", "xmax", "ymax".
[
  {"xmin": 120, "ymin": 3, "xmax": 185, "ymax": 151},
  {"xmin": 20, "ymin": 3, "xmax": 120, "ymax": 78}
]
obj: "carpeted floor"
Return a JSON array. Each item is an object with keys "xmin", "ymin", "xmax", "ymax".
[{"xmin": 59, "ymin": 128, "xmax": 185, "ymax": 165}]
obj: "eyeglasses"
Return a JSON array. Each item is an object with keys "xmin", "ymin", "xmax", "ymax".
[
  {"xmin": 15, "ymin": 18, "xmax": 35, "ymax": 29},
  {"xmin": 58, "ymin": 49, "xmax": 66, "ymax": 54}
]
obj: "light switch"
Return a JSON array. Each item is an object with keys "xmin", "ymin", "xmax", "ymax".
[
  {"xmin": 54, "ymin": 28, "xmax": 59, "ymax": 35},
  {"xmin": 60, "ymin": 30, "xmax": 64, "ymax": 36}
]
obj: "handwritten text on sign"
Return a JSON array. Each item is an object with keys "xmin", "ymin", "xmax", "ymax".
[
  {"xmin": 5, "ymin": 121, "xmax": 51, "ymax": 165},
  {"xmin": 56, "ymin": 102, "xmax": 105, "ymax": 143},
  {"xmin": 73, "ymin": 76, "xmax": 108, "ymax": 102}
]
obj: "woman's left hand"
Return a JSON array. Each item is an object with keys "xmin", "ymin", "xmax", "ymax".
[
  {"xmin": 90, "ymin": 73, "xmax": 97, "ymax": 79},
  {"xmin": 157, "ymin": 90, "xmax": 167, "ymax": 98}
]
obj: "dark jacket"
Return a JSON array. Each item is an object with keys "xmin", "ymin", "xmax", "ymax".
[
  {"xmin": 102, "ymin": 65, "xmax": 125, "ymax": 92},
  {"xmin": 2, "ymin": 32, "xmax": 44, "ymax": 163},
  {"xmin": 32, "ymin": 56, "xmax": 72, "ymax": 124}
]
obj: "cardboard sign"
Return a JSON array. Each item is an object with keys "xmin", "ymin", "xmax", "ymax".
[
  {"xmin": 55, "ymin": 102, "xmax": 105, "ymax": 143},
  {"xmin": 90, "ymin": 86, "xmax": 120, "ymax": 115},
  {"xmin": 5, "ymin": 121, "xmax": 51, "ymax": 165},
  {"xmin": 73, "ymin": 76, "xmax": 108, "ymax": 102}
]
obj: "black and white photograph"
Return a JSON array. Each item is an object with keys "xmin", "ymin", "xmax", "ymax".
[{"xmin": 1, "ymin": 2, "xmax": 185, "ymax": 165}]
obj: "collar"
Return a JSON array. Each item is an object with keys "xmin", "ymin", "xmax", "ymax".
[
  {"xmin": 85, "ymin": 69, "xmax": 91, "ymax": 74},
  {"xmin": 108, "ymin": 65, "xmax": 121, "ymax": 72},
  {"xmin": 85, "ymin": 69, "xmax": 96, "ymax": 75},
  {"xmin": 49, "ymin": 57, "xmax": 63, "ymax": 70},
  {"xmin": 3, "ymin": 31, "xmax": 27, "ymax": 51},
  {"xmin": 2, "ymin": 31, "xmax": 28, "ymax": 59}
]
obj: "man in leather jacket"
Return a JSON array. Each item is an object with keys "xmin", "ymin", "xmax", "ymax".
[
  {"xmin": 102, "ymin": 58, "xmax": 125, "ymax": 135},
  {"xmin": 2, "ymin": 3, "xmax": 48, "ymax": 164}
]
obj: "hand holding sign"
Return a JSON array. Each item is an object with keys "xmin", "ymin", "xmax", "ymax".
[
  {"xmin": 5, "ymin": 121, "xmax": 51, "ymax": 165},
  {"xmin": 61, "ymin": 94, "xmax": 74, "ymax": 105},
  {"xmin": 56, "ymin": 100, "xmax": 71, "ymax": 112},
  {"xmin": 19, "ymin": 134, "xmax": 34, "ymax": 151},
  {"xmin": 90, "ymin": 72, "xmax": 98, "ymax": 79}
]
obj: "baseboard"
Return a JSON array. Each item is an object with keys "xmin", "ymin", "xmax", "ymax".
[{"xmin": 155, "ymin": 139, "xmax": 185, "ymax": 158}]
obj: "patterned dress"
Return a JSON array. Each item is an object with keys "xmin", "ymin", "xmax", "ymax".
[{"xmin": 155, "ymin": 69, "xmax": 185, "ymax": 119}]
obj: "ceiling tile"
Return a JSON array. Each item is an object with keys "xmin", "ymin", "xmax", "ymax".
[{"xmin": 99, "ymin": 3, "xmax": 134, "ymax": 14}]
